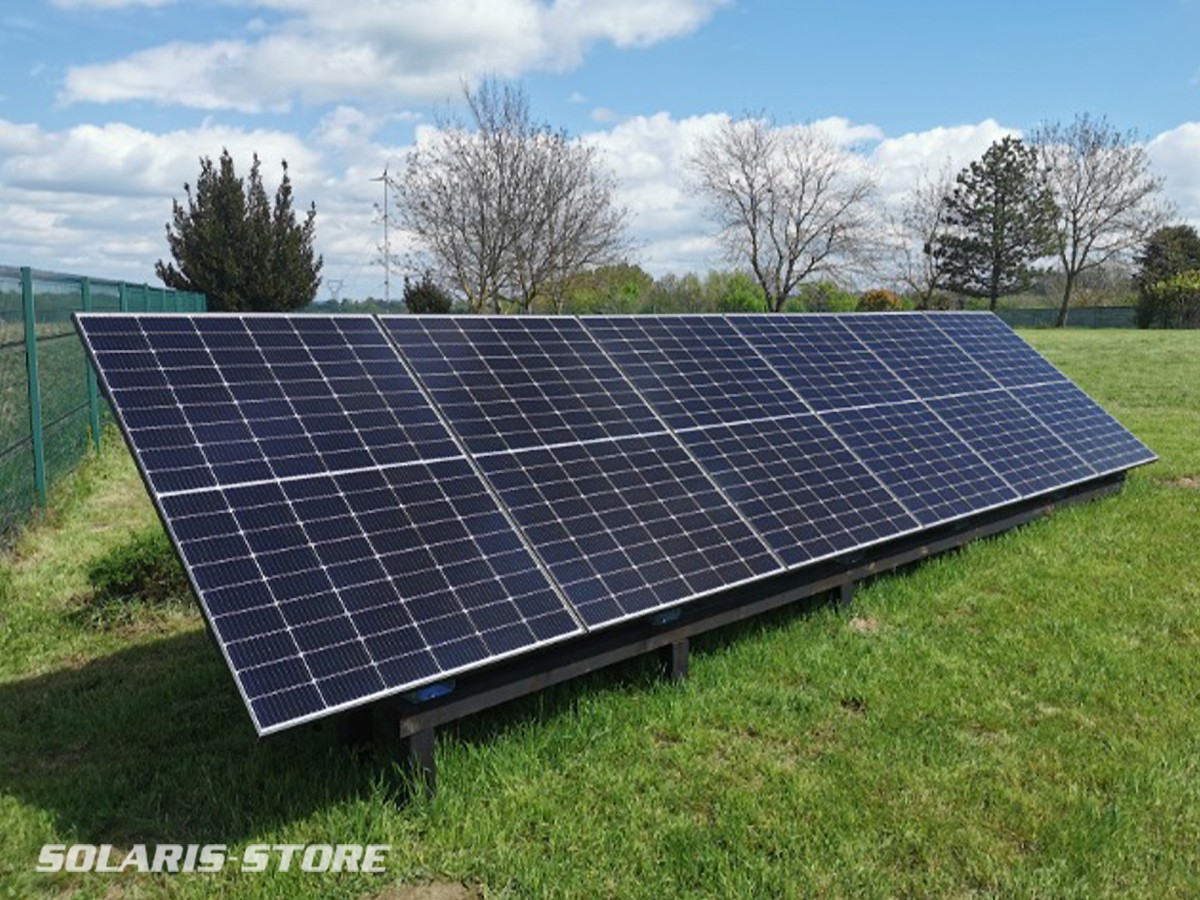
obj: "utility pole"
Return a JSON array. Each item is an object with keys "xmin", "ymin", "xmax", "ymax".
[{"xmin": 372, "ymin": 166, "xmax": 392, "ymax": 304}]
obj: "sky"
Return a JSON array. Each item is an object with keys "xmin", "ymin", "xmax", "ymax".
[{"xmin": 1, "ymin": 0, "xmax": 1198, "ymax": 302}]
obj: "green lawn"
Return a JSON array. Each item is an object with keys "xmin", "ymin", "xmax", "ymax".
[{"xmin": 1, "ymin": 330, "xmax": 1198, "ymax": 899}]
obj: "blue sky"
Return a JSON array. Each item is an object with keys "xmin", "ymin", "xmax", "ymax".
[{"xmin": 1, "ymin": 0, "xmax": 1198, "ymax": 300}]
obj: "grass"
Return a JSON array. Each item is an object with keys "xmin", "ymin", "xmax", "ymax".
[{"xmin": 1, "ymin": 329, "xmax": 1199, "ymax": 898}]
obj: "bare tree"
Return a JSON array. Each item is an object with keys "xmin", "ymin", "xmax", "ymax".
[
  {"xmin": 396, "ymin": 79, "xmax": 627, "ymax": 314},
  {"xmin": 1031, "ymin": 114, "xmax": 1170, "ymax": 326},
  {"xmin": 891, "ymin": 162, "xmax": 956, "ymax": 308},
  {"xmin": 687, "ymin": 114, "xmax": 877, "ymax": 312}
]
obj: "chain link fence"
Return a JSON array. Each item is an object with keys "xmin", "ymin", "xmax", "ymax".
[{"xmin": 0, "ymin": 265, "xmax": 205, "ymax": 542}]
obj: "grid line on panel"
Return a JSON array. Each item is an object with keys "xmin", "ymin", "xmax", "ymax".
[
  {"xmin": 476, "ymin": 431, "xmax": 783, "ymax": 629},
  {"xmin": 382, "ymin": 316, "xmax": 665, "ymax": 455}
]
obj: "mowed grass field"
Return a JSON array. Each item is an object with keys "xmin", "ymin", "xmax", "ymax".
[{"xmin": 1, "ymin": 329, "xmax": 1198, "ymax": 899}]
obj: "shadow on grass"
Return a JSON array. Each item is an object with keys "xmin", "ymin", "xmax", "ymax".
[
  {"xmin": 0, "ymin": 630, "xmax": 393, "ymax": 845},
  {"xmin": 0, "ymin": 588, "xmax": 845, "ymax": 842}
]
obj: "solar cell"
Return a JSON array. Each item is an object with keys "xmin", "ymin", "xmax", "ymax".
[
  {"xmin": 729, "ymin": 314, "xmax": 919, "ymax": 411},
  {"xmin": 822, "ymin": 400, "xmax": 1018, "ymax": 525},
  {"xmin": 840, "ymin": 313, "xmax": 1000, "ymax": 399},
  {"xmin": 475, "ymin": 432, "xmax": 782, "ymax": 627},
  {"xmin": 382, "ymin": 316, "xmax": 664, "ymax": 454},
  {"xmin": 1009, "ymin": 381, "xmax": 1156, "ymax": 475},
  {"xmin": 76, "ymin": 314, "xmax": 583, "ymax": 733},
  {"xmin": 677, "ymin": 414, "xmax": 919, "ymax": 566},
  {"xmin": 925, "ymin": 312, "xmax": 1069, "ymax": 387},
  {"xmin": 584, "ymin": 315, "xmax": 808, "ymax": 429}
]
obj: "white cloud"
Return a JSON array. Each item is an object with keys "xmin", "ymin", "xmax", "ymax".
[
  {"xmin": 1147, "ymin": 123, "xmax": 1200, "ymax": 225},
  {"xmin": 52, "ymin": 0, "xmax": 175, "ymax": 8},
  {"xmin": 60, "ymin": 0, "xmax": 727, "ymax": 112}
]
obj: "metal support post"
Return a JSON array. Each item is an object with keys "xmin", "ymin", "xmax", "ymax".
[{"xmin": 20, "ymin": 267, "xmax": 47, "ymax": 506}]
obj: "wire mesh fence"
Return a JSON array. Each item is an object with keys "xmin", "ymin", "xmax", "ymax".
[
  {"xmin": 994, "ymin": 306, "xmax": 1137, "ymax": 329},
  {"xmin": 0, "ymin": 265, "xmax": 205, "ymax": 542}
]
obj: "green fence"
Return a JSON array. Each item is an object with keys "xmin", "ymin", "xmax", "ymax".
[
  {"xmin": 994, "ymin": 306, "xmax": 1136, "ymax": 329},
  {"xmin": 0, "ymin": 265, "xmax": 206, "ymax": 541}
]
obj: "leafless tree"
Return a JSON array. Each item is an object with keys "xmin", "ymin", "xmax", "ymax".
[
  {"xmin": 687, "ymin": 114, "xmax": 878, "ymax": 312},
  {"xmin": 1031, "ymin": 114, "xmax": 1170, "ymax": 326},
  {"xmin": 396, "ymin": 79, "xmax": 627, "ymax": 314},
  {"xmin": 891, "ymin": 162, "xmax": 956, "ymax": 308}
]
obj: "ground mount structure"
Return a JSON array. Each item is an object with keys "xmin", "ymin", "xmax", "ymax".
[{"xmin": 74, "ymin": 311, "xmax": 1154, "ymax": 795}]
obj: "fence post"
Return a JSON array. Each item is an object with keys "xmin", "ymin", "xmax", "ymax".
[
  {"xmin": 80, "ymin": 277, "xmax": 102, "ymax": 453},
  {"xmin": 119, "ymin": 282, "xmax": 129, "ymax": 312},
  {"xmin": 20, "ymin": 267, "xmax": 48, "ymax": 507}
]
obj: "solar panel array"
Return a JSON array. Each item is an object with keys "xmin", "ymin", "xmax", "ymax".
[{"xmin": 76, "ymin": 311, "xmax": 1155, "ymax": 734}]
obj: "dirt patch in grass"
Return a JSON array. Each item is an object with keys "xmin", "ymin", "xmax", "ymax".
[
  {"xmin": 848, "ymin": 615, "xmax": 880, "ymax": 634},
  {"xmin": 368, "ymin": 883, "xmax": 480, "ymax": 900},
  {"xmin": 1165, "ymin": 475, "xmax": 1200, "ymax": 490}
]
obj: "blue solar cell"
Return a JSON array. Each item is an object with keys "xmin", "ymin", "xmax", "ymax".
[
  {"xmin": 476, "ymin": 432, "xmax": 782, "ymax": 627},
  {"xmin": 840, "ymin": 313, "xmax": 999, "ymax": 399},
  {"xmin": 584, "ymin": 315, "xmax": 807, "ymax": 428},
  {"xmin": 925, "ymin": 313, "xmax": 1068, "ymax": 387},
  {"xmin": 730, "ymin": 315, "xmax": 919, "ymax": 411},
  {"xmin": 678, "ymin": 414, "xmax": 919, "ymax": 566},
  {"xmin": 383, "ymin": 316, "xmax": 664, "ymax": 454},
  {"xmin": 1010, "ymin": 381, "xmax": 1156, "ymax": 475},
  {"xmin": 928, "ymin": 390, "xmax": 1096, "ymax": 496},
  {"xmin": 822, "ymin": 400, "xmax": 1018, "ymax": 525}
]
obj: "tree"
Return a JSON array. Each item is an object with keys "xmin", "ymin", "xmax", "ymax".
[
  {"xmin": 857, "ymin": 288, "xmax": 903, "ymax": 311},
  {"xmin": 1031, "ymin": 114, "xmax": 1170, "ymax": 326},
  {"xmin": 892, "ymin": 162, "xmax": 956, "ymax": 308},
  {"xmin": 402, "ymin": 271, "xmax": 454, "ymax": 314},
  {"xmin": 1133, "ymin": 225, "xmax": 1200, "ymax": 296},
  {"xmin": 396, "ymin": 79, "xmax": 627, "ymax": 314},
  {"xmin": 931, "ymin": 136, "xmax": 1058, "ymax": 311},
  {"xmin": 157, "ymin": 150, "xmax": 321, "ymax": 311},
  {"xmin": 1139, "ymin": 270, "xmax": 1200, "ymax": 329},
  {"xmin": 687, "ymin": 114, "xmax": 877, "ymax": 312}
]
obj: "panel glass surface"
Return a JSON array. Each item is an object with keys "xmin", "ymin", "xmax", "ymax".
[
  {"xmin": 678, "ymin": 414, "xmax": 919, "ymax": 566},
  {"xmin": 822, "ymin": 401, "xmax": 1018, "ymax": 525},
  {"xmin": 476, "ymin": 432, "xmax": 782, "ymax": 627},
  {"xmin": 383, "ymin": 316, "xmax": 664, "ymax": 454},
  {"xmin": 928, "ymin": 390, "xmax": 1096, "ymax": 496},
  {"xmin": 584, "ymin": 315, "xmax": 808, "ymax": 429},
  {"xmin": 1010, "ymin": 381, "xmax": 1157, "ymax": 475},
  {"xmin": 730, "ymin": 315, "xmax": 919, "ymax": 411},
  {"xmin": 926, "ymin": 313, "xmax": 1069, "ymax": 387},
  {"xmin": 841, "ymin": 313, "xmax": 999, "ymax": 399}
]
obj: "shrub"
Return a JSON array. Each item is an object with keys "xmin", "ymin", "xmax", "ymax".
[
  {"xmin": 88, "ymin": 527, "xmax": 189, "ymax": 606},
  {"xmin": 1137, "ymin": 270, "xmax": 1200, "ymax": 329},
  {"xmin": 402, "ymin": 271, "xmax": 454, "ymax": 314},
  {"xmin": 794, "ymin": 280, "xmax": 858, "ymax": 312},
  {"xmin": 857, "ymin": 289, "xmax": 903, "ymax": 312}
]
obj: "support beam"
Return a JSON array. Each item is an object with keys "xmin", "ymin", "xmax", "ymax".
[
  {"xmin": 661, "ymin": 638, "xmax": 689, "ymax": 681},
  {"xmin": 404, "ymin": 727, "xmax": 436, "ymax": 800},
  {"xmin": 836, "ymin": 580, "xmax": 854, "ymax": 611}
]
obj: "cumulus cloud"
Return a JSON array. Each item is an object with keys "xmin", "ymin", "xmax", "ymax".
[
  {"xmin": 1147, "ymin": 123, "xmax": 1200, "ymax": 224},
  {"xmin": 60, "ymin": 0, "xmax": 728, "ymax": 112}
]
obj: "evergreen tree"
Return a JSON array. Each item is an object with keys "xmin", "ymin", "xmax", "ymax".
[
  {"xmin": 156, "ymin": 149, "xmax": 322, "ymax": 311},
  {"xmin": 402, "ymin": 271, "xmax": 454, "ymax": 314},
  {"xmin": 933, "ymin": 136, "xmax": 1058, "ymax": 310}
]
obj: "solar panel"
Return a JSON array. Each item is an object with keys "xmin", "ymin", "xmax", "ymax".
[
  {"xmin": 821, "ymin": 400, "xmax": 1018, "ymax": 525},
  {"xmin": 382, "ymin": 316, "xmax": 663, "ymax": 454},
  {"xmin": 729, "ymin": 314, "xmax": 919, "ymax": 411},
  {"xmin": 840, "ymin": 312, "xmax": 1000, "ymax": 399},
  {"xmin": 584, "ymin": 315, "xmax": 808, "ymax": 429},
  {"xmin": 677, "ymin": 415, "xmax": 919, "ymax": 566},
  {"xmin": 476, "ymin": 433, "xmax": 782, "ymax": 627},
  {"xmin": 76, "ymin": 314, "xmax": 583, "ymax": 734},
  {"xmin": 78, "ymin": 309, "xmax": 1155, "ymax": 737},
  {"xmin": 1009, "ymin": 381, "xmax": 1156, "ymax": 475},
  {"xmin": 927, "ymin": 389, "xmax": 1096, "ymax": 496},
  {"xmin": 925, "ymin": 312, "xmax": 1069, "ymax": 387}
]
